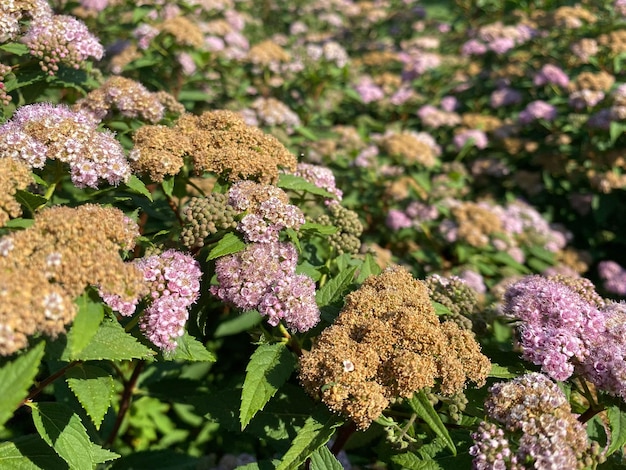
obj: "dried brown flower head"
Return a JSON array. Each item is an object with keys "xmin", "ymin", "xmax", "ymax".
[
  {"xmin": 0, "ymin": 158, "xmax": 32, "ymax": 227},
  {"xmin": 159, "ymin": 16, "xmax": 204, "ymax": 47},
  {"xmin": 452, "ymin": 202, "xmax": 503, "ymax": 248},
  {"xmin": 247, "ymin": 40, "xmax": 291, "ymax": 66},
  {"xmin": 379, "ymin": 131, "xmax": 437, "ymax": 167},
  {"xmin": 0, "ymin": 204, "xmax": 146, "ymax": 355},
  {"xmin": 299, "ymin": 266, "xmax": 490, "ymax": 429}
]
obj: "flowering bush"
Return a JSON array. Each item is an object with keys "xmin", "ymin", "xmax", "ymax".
[{"xmin": 2, "ymin": 0, "xmax": 626, "ymax": 469}]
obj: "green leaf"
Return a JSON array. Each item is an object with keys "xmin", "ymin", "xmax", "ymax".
[
  {"xmin": 65, "ymin": 365, "xmax": 115, "ymax": 430},
  {"xmin": 610, "ymin": 121, "xmax": 626, "ymax": 145},
  {"xmin": 0, "ymin": 43, "xmax": 29, "ymax": 56},
  {"xmin": 240, "ymin": 343, "xmax": 296, "ymax": 430},
  {"xmin": 294, "ymin": 126, "xmax": 318, "ymax": 141},
  {"xmin": 277, "ymin": 174, "xmax": 336, "ymax": 199},
  {"xmin": 63, "ymin": 318, "xmax": 155, "ymax": 361},
  {"xmin": 3, "ymin": 217, "xmax": 34, "ymax": 229},
  {"xmin": 123, "ymin": 175, "xmax": 153, "ymax": 201},
  {"xmin": 310, "ymin": 445, "xmax": 343, "ymax": 470},
  {"xmin": 67, "ymin": 293, "xmax": 104, "ymax": 358},
  {"xmin": 0, "ymin": 434, "xmax": 68, "ymax": 470},
  {"xmin": 161, "ymin": 176, "xmax": 175, "ymax": 197},
  {"xmin": 408, "ymin": 390, "xmax": 456, "ymax": 456},
  {"xmin": 0, "ymin": 341, "xmax": 45, "ymax": 427},
  {"xmin": 607, "ymin": 405, "xmax": 626, "ymax": 456},
  {"xmin": 488, "ymin": 363, "xmax": 524, "ymax": 379},
  {"xmin": 214, "ymin": 310, "xmax": 262, "ymax": 337},
  {"xmin": 29, "ymin": 402, "xmax": 119, "ymax": 469},
  {"xmin": 315, "ymin": 266, "xmax": 357, "ymax": 307},
  {"xmin": 299, "ymin": 222, "xmax": 338, "ymax": 236},
  {"xmin": 207, "ymin": 232, "xmax": 246, "ymax": 260},
  {"xmin": 109, "ymin": 450, "xmax": 201, "ymax": 469},
  {"xmin": 15, "ymin": 190, "xmax": 48, "ymax": 213},
  {"xmin": 488, "ymin": 251, "xmax": 530, "ymax": 274},
  {"xmin": 432, "ymin": 301, "xmax": 452, "ymax": 316},
  {"xmin": 177, "ymin": 90, "xmax": 213, "ymax": 102},
  {"xmin": 164, "ymin": 333, "xmax": 216, "ymax": 362},
  {"xmin": 276, "ymin": 406, "xmax": 342, "ymax": 470},
  {"xmin": 355, "ymin": 253, "xmax": 382, "ymax": 284},
  {"xmin": 391, "ymin": 452, "xmax": 442, "ymax": 470}
]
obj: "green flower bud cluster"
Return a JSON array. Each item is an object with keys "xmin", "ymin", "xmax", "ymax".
[
  {"xmin": 424, "ymin": 388, "xmax": 469, "ymax": 425},
  {"xmin": 181, "ymin": 194, "xmax": 238, "ymax": 249},
  {"xmin": 425, "ymin": 274, "xmax": 478, "ymax": 330},
  {"xmin": 315, "ymin": 203, "xmax": 363, "ymax": 254}
]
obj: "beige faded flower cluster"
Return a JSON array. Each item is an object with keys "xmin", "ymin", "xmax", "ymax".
[
  {"xmin": 130, "ymin": 110, "xmax": 297, "ymax": 183},
  {"xmin": 299, "ymin": 266, "xmax": 490, "ymax": 429},
  {"xmin": 0, "ymin": 204, "xmax": 146, "ymax": 355},
  {"xmin": 74, "ymin": 76, "xmax": 184, "ymax": 123},
  {"xmin": 0, "ymin": 158, "xmax": 32, "ymax": 228}
]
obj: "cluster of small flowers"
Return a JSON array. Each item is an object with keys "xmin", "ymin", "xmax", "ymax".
[
  {"xmin": 0, "ymin": 158, "xmax": 32, "ymax": 228},
  {"xmin": 461, "ymin": 21, "xmax": 535, "ymax": 56},
  {"xmin": 180, "ymin": 194, "xmax": 238, "ymax": 249},
  {"xmin": 227, "ymin": 181, "xmax": 304, "ymax": 243},
  {"xmin": 453, "ymin": 129, "xmax": 489, "ymax": 151},
  {"xmin": 1, "ymin": 205, "xmax": 144, "ymax": 356},
  {"xmin": 518, "ymin": 100, "xmax": 558, "ymax": 124},
  {"xmin": 0, "ymin": 0, "xmax": 51, "ymax": 43},
  {"xmin": 0, "ymin": 63, "xmax": 12, "ymax": 106},
  {"xmin": 471, "ymin": 373, "xmax": 602, "ymax": 469},
  {"xmin": 315, "ymin": 203, "xmax": 363, "ymax": 254},
  {"xmin": 102, "ymin": 250, "xmax": 202, "ymax": 351},
  {"xmin": 211, "ymin": 241, "xmax": 320, "ymax": 332},
  {"xmin": 417, "ymin": 104, "xmax": 461, "ymax": 128},
  {"xmin": 302, "ymin": 41, "xmax": 349, "ymax": 68},
  {"xmin": 299, "ymin": 267, "xmax": 490, "ymax": 429},
  {"xmin": 292, "ymin": 162, "xmax": 343, "ymax": 201},
  {"xmin": 598, "ymin": 260, "xmax": 626, "ymax": 296},
  {"xmin": 398, "ymin": 50, "xmax": 441, "ymax": 81},
  {"xmin": 533, "ymin": 64, "xmax": 570, "ymax": 88},
  {"xmin": 490, "ymin": 86, "xmax": 523, "ymax": 108},
  {"xmin": 354, "ymin": 75, "xmax": 384, "ymax": 104},
  {"xmin": 503, "ymin": 276, "xmax": 606, "ymax": 381},
  {"xmin": 74, "ymin": 76, "xmax": 184, "ymax": 123},
  {"xmin": 22, "ymin": 14, "xmax": 104, "ymax": 75},
  {"xmin": 240, "ymin": 97, "xmax": 301, "ymax": 134},
  {"xmin": 0, "ymin": 103, "xmax": 130, "ymax": 188}
]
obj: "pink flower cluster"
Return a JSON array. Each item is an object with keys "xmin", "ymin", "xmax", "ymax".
[
  {"xmin": 598, "ymin": 260, "xmax": 626, "ymax": 295},
  {"xmin": 102, "ymin": 250, "xmax": 202, "ymax": 351},
  {"xmin": 293, "ymin": 163, "xmax": 343, "ymax": 201},
  {"xmin": 22, "ymin": 15, "xmax": 104, "ymax": 75},
  {"xmin": 453, "ymin": 129, "xmax": 489, "ymax": 150},
  {"xmin": 533, "ymin": 64, "xmax": 570, "ymax": 88},
  {"xmin": 0, "ymin": 103, "xmax": 130, "ymax": 188},
  {"xmin": 211, "ymin": 241, "xmax": 320, "ymax": 332},
  {"xmin": 503, "ymin": 276, "xmax": 605, "ymax": 381},
  {"xmin": 518, "ymin": 100, "xmax": 557, "ymax": 124}
]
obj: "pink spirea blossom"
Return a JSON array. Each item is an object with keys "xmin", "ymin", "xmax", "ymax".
[
  {"xmin": 137, "ymin": 250, "xmax": 202, "ymax": 351},
  {"xmin": 598, "ymin": 260, "xmax": 626, "ymax": 295},
  {"xmin": 453, "ymin": 129, "xmax": 488, "ymax": 150},
  {"xmin": 503, "ymin": 276, "xmax": 605, "ymax": 381},
  {"xmin": 22, "ymin": 15, "xmax": 104, "ymax": 75},
  {"xmin": 518, "ymin": 100, "xmax": 557, "ymax": 124},
  {"xmin": 490, "ymin": 87, "xmax": 522, "ymax": 108},
  {"xmin": 293, "ymin": 163, "xmax": 343, "ymax": 201},
  {"xmin": 80, "ymin": 0, "xmax": 108, "ymax": 11},
  {"xmin": 211, "ymin": 241, "xmax": 320, "ymax": 331},
  {"xmin": 354, "ymin": 76, "xmax": 384, "ymax": 103},
  {"xmin": 0, "ymin": 103, "xmax": 130, "ymax": 188},
  {"xmin": 385, "ymin": 209, "xmax": 412, "ymax": 231},
  {"xmin": 534, "ymin": 64, "xmax": 570, "ymax": 88}
]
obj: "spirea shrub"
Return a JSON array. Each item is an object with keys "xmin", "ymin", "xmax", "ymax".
[{"xmin": 3, "ymin": 0, "xmax": 626, "ymax": 468}]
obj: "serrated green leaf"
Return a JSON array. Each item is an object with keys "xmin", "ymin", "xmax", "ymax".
[
  {"xmin": 65, "ymin": 365, "xmax": 115, "ymax": 430},
  {"xmin": 391, "ymin": 452, "xmax": 443, "ymax": 470},
  {"xmin": 240, "ymin": 343, "xmax": 296, "ymax": 430},
  {"xmin": 299, "ymin": 222, "xmax": 338, "ymax": 236},
  {"xmin": 207, "ymin": 232, "xmax": 246, "ymax": 260},
  {"xmin": 3, "ymin": 217, "xmax": 34, "ymax": 229},
  {"xmin": 432, "ymin": 301, "xmax": 452, "ymax": 316},
  {"xmin": 408, "ymin": 391, "xmax": 456, "ymax": 456},
  {"xmin": 276, "ymin": 406, "xmax": 342, "ymax": 470},
  {"xmin": 0, "ymin": 43, "xmax": 29, "ymax": 56},
  {"xmin": 315, "ymin": 266, "xmax": 357, "ymax": 307},
  {"xmin": 214, "ymin": 310, "xmax": 262, "ymax": 337},
  {"xmin": 488, "ymin": 363, "xmax": 524, "ymax": 379},
  {"xmin": 164, "ymin": 333, "xmax": 216, "ymax": 362},
  {"xmin": 489, "ymin": 251, "xmax": 530, "ymax": 274},
  {"xmin": 67, "ymin": 293, "xmax": 104, "ymax": 358},
  {"xmin": 29, "ymin": 402, "xmax": 119, "ymax": 469},
  {"xmin": 64, "ymin": 318, "xmax": 155, "ymax": 361},
  {"xmin": 123, "ymin": 175, "xmax": 153, "ymax": 201},
  {"xmin": 161, "ymin": 176, "xmax": 175, "ymax": 197},
  {"xmin": 355, "ymin": 253, "xmax": 382, "ymax": 284},
  {"xmin": 310, "ymin": 445, "xmax": 343, "ymax": 470},
  {"xmin": 607, "ymin": 405, "xmax": 626, "ymax": 456},
  {"xmin": 15, "ymin": 189, "xmax": 48, "ymax": 213},
  {"xmin": 0, "ymin": 342, "xmax": 45, "ymax": 427},
  {"xmin": 0, "ymin": 434, "xmax": 68, "ymax": 470},
  {"xmin": 277, "ymin": 174, "xmax": 336, "ymax": 199}
]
